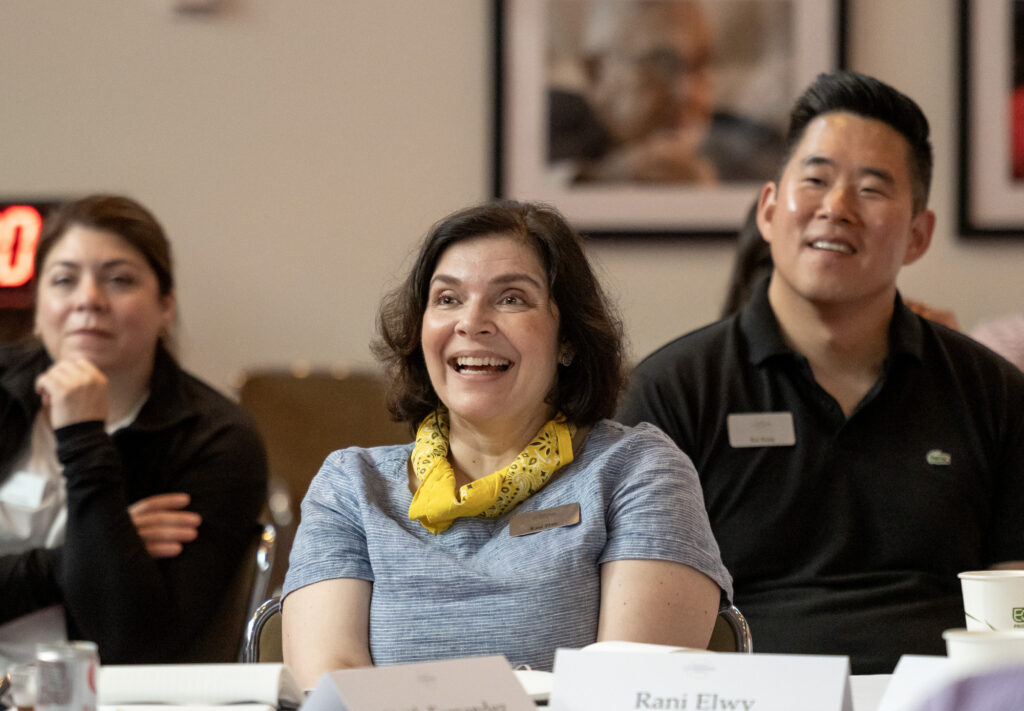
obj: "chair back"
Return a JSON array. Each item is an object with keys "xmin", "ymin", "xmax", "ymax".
[
  {"xmin": 238, "ymin": 368, "xmax": 408, "ymax": 511},
  {"xmin": 237, "ymin": 368, "xmax": 408, "ymax": 592},
  {"xmin": 707, "ymin": 604, "xmax": 753, "ymax": 653}
]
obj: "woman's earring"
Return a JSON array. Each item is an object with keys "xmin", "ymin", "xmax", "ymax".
[{"xmin": 558, "ymin": 345, "xmax": 575, "ymax": 367}]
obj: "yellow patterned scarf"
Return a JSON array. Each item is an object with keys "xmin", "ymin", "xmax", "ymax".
[{"xmin": 408, "ymin": 407, "xmax": 576, "ymax": 534}]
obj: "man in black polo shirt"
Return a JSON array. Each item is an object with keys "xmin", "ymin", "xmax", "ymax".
[{"xmin": 617, "ymin": 70, "xmax": 1024, "ymax": 674}]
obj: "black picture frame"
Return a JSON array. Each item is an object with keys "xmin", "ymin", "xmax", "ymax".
[
  {"xmin": 957, "ymin": 0, "xmax": 1024, "ymax": 237},
  {"xmin": 493, "ymin": 0, "xmax": 847, "ymax": 239}
]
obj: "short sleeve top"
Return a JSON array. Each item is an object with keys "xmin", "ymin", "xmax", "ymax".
[{"xmin": 284, "ymin": 419, "xmax": 731, "ymax": 670}]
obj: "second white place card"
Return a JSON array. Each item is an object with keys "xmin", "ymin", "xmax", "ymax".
[
  {"xmin": 549, "ymin": 649, "xmax": 852, "ymax": 711},
  {"xmin": 300, "ymin": 655, "xmax": 537, "ymax": 711}
]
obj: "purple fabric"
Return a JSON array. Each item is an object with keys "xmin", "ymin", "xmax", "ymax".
[{"xmin": 917, "ymin": 665, "xmax": 1024, "ymax": 711}]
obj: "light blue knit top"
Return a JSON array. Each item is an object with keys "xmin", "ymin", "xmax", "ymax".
[{"xmin": 284, "ymin": 420, "xmax": 732, "ymax": 671}]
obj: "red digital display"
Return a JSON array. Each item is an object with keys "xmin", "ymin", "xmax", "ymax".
[
  {"xmin": 1, "ymin": 205, "xmax": 43, "ymax": 287},
  {"xmin": 0, "ymin": 200, "xmax": 58, "ymax": 310}
]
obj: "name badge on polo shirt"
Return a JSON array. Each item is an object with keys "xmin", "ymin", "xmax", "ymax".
[
  {"xmin": 727, "ymin": 412, "xmax": 796, "ymax": 448},
  {"xmin": 509, "ymin": 502, "xmax": 580, "ymax": 537}
]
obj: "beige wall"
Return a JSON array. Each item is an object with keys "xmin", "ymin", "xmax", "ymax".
[{"xmin": 2, "ymin": 0, "xmax": 1021, "ymax": 395}]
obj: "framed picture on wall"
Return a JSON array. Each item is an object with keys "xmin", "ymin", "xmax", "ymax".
[
  {"xmin": 493, "ymin": 0, "xmax": 847, "ymax": 238},
  {"xmin": 958, "ymin": 0, "xmax": 1024, "ymax": 236}
]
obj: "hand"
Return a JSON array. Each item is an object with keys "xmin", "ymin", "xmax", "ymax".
[
  {"xmin": 128, "ymin": 492, "xmax": 202, "ymax": 558},
  {"xmin": 34, "ymin": 357, "xmax": 109, "ymax": 429}
]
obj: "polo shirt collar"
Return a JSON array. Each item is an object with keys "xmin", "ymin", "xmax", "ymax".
[
  {"xmin": 888, "ymin": 292, "xmax": 926, "ymax": 363},
  {"xmin": 739, "ymin": 279, "xmax": 926, "ymax": 366},
  {"xmin": 739, "ymin": 277, "xmax": 791, "ymax": 366}
]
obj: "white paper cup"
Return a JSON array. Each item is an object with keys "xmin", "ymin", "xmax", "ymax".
[
  {"xmin": 958, "ymin": 570, "xmax": 1024, "ymax": 631},
  {"xmin": 943, "ymin": 628, "xmax": 1024, "ymax": 674}
]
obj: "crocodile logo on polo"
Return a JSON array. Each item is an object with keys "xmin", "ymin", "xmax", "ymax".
[{"xmin": 926, "ymin": 449, "xmax": 952, "ymax": 466}]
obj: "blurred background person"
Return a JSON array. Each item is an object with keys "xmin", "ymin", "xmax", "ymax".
[
  {"xmin": 548, "ymin": 0, "xmax": 786, "ymax": 184},
  {"xmin": 721, "ymin": 200, "xmax": 772, "ymax": 317},
  {"xmin": 0, "ymin": 195, "xmax": 268, "ymax": 665},
  {"xmin": 282, "ymin": 200, "xmax": 731, "ymax": 687}
]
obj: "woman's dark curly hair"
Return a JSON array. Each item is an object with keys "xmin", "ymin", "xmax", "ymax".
[{"xmin": 372, "ymin": 199, "xmax": 625, "ymax": 430}]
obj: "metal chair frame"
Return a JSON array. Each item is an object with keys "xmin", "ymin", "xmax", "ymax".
[
  {"xmin": 245, "ymin": 525, "xmax": 277, "ymax": 625},
  {"xmin": 242, "ymin": 597, "xmax": 753, "ymax": 662},
  {"xmin": 710, "ymin": 604, "xmax": 753, "ymax": 653},
  {"xmin": 243, "ymin": 595, "xmax": 282, "ymax": 663},
  {"xmin": 230, "ymin": 522, "xmax": 277, "ymax": 661}
]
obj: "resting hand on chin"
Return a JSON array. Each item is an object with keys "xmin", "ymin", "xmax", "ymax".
[{"xmin": 35, "ymin": 357, "xmax": 109, "ymax": 429}]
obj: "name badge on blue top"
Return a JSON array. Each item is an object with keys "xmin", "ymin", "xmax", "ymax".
[
  {"xmin": 509, "ymin": 502, "xmax": 580, "ymax": 537},
  {"xmin": 727, "ymin": 412, "xmax": 796, "ymax": 448}
]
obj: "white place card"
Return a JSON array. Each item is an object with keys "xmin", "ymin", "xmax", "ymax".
[
  {"xmin": 300, "ymin": 655, "xmax": 536, "ymax": 711},
  {"xmin": 549, "ymin": 649, "xmax": 852, "ymax": 711}
]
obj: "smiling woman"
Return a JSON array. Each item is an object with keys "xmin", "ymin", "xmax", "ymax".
[
  {"xmin": 419, "ymin": 234, "xmax": 562, "ymax": 468},
  {"xmin": 0, "ymin": 195, "xmax": 267, "ymax": 666},
  {"xmin": 281, "ymin": 199, "xmax": 733, "ymax": 687}
]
